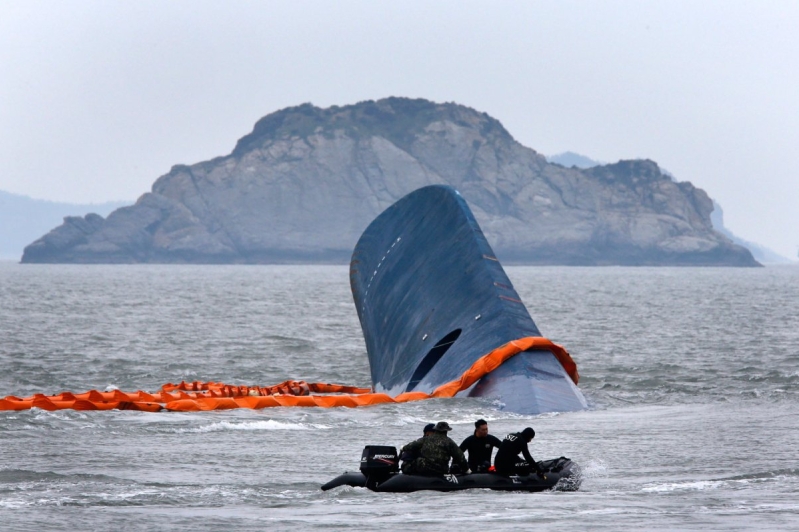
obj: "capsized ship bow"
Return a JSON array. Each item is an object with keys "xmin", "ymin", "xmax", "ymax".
[{"xmin": 349, "ymin": 185, "xmax": 587, "ymax": 415}]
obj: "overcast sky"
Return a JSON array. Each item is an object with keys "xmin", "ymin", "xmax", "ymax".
[{"xmin": 2, "ymin": 0, "xmax": 797, "ymax": 258}]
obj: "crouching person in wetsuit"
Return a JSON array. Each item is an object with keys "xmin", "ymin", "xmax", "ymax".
[
  {"xmin": 400, "ymin": 421, "xmax": 469, "ymax": 476},
  {"xmin": 459, "ymin": 419, "xmax": 502, "ymax": 473},
  {"xmin": 494, "ymin": 427, "xmax": 544, "ymax": 477}
]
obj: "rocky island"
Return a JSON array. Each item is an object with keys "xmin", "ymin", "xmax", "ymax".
[{"xmin": 22, "ymin": 98, "xmax": 758, "ymax": 266}]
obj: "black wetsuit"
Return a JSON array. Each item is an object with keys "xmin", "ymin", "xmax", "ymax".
[
  {"xmin": 459, "ymin": 433, "xmax": 502, "ymax": 472},
  {"xmin": 494, "ymin": 432, "xmax": 541, "ymax": 476}
]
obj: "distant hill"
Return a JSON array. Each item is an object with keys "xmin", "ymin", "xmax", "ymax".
[
  {"xmin": 549, "ymin": 154, "xmax": 786, "ymax": 264},
  {"xmin": 547, "ymin": 151, "xmax": 604, "ymax": 169},
  {"xmin": 710, "ymin": 201, "xmax": 792, "ymax": 264},
  {"xmin": 0, "ymin": 191, "xmax": 130, "ymax": 260},
  {"xmin": 22, "ymin": 98, "xmax": 759, "ymax": 266}
]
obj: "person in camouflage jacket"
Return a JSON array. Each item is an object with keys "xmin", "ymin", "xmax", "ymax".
[{"xmin": 400, "ymin": 421, "xmax": 469, "ymax": 476}]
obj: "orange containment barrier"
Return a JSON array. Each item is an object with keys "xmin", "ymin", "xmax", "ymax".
[{"xmin": 0, "ymin": 336, "xmax": 577, "ymax": 413}]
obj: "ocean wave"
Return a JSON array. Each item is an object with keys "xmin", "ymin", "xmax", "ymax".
[
  {"xmin": 0, "ymin": 468, "xmax": 127, "ymax": 485},
  {"xmin": 175, "ymin": 419, "xmax": 331, "ymax": 433},
  {"xmin": 640, "ymin": 469, "xmax": 798, "ymax": 493},
  {"xmin": 642, "ymin": 479, "xmax": 726, "ymax": 493}
]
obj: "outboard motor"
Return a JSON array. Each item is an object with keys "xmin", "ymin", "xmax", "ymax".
[{"xmin": 360, "ymin": 445, "xmax": 398, "ymax": 489}]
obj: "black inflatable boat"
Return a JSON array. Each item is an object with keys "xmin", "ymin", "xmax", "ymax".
[{"xmin": 322, "ymin": 445, "xmax": 581, "ymax": 493}]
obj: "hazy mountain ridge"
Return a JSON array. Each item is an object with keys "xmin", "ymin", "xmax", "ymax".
[
  {"xmin": 709, "ymin": 201, "xmax": 792, "ymax": 264},
  {"xmin": 548, "ymin": 153, "xmax": 790, "ymax": 264},
  {"xmin": 21, "ymin": 98, "xmax": 758, "ymax": 266},
  {"xmin": 0, "ymin": 191, "xmax": 130, "ymax": 260},
  {"xmin": 547, "ymin": 151, "xmax": 605, "ymax": 169}
]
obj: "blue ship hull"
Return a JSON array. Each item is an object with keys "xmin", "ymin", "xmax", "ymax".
[{"xmin": 349, "ymin": 185, "xmax": 587, "ymax": 414}]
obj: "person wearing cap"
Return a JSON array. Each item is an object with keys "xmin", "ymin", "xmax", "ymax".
[
  {"xmin": 400, "ymin": 423, "xmax": 436, "ymax": 473},
  {"xmin": 459, "ymin": 419, "xmax": 502, "ymax": 473},
  {"xmin": 493, "ymin": 427, "xmax": 544, "ymax": 476},
  {"xmin": 399, "ymin": 421, "xmax": 469, "ymax": 476}
]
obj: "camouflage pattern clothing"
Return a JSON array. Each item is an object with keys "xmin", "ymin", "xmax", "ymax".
[{"xmin": 400, "ymin": 432, "xmax": 468, "ymax": 476}]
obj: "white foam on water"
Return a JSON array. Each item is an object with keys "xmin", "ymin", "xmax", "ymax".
[
  {"xmin": 395, "ymin": 415, "xmax": 430, "ymax": 426},
  {"xmin": 0, "ymin": 498, "xmax": 27, "ymax": 509},
  {"xmin": 642, "ymin": 480, "xmax": 725, "ymax": 492},
  {"xmin": 576, "ymin": 507, "xmax": 630, "ymax": 515},
  {"xmin": 178, "ymin": 419, "xmax": 331, "ymax": 433},
  {"xmin": 578, "ymin": 458, "xmax": 608, "ymax": 479},
  {"xmin": 96, "ymin": 488, "xmax": 163, "ymax": 501},
  {"xmin": 640, "ymin": 473, "xmax": 788, "ymax": 494}
]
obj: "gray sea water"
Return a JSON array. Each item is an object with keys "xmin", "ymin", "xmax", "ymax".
[{"xmin": 1, "ymin": 263, "xmax": 797, "ymax": 531}]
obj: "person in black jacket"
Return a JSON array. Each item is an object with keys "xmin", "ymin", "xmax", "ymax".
[
  {"xmin": 459, "ymin": 419, "xmax": 502, "ymax": 472},
  {"xmin": 494, "ymin": 427, "xmax": 544, "ymax": 476}
]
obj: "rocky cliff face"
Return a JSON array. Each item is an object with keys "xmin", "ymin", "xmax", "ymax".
[{"xmin": 22, "ymin": 98, "xmax": 759, "ymax": 266}]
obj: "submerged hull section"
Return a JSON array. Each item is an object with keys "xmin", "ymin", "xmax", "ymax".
[{"xmin": 350, "ymin": 185, "xmax": 586, "ymax": 414}]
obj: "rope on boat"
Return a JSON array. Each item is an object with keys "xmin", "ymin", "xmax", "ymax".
[{"xmin": 0, "ymin": 337, "xmax": 578, "ymax": 413}]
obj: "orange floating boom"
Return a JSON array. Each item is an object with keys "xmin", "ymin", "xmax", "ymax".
[{"xmin": 0, "ymin": 337, "xmax": 577, "ymax": 413}]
